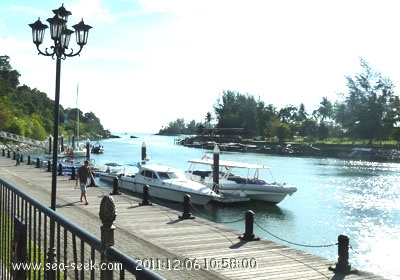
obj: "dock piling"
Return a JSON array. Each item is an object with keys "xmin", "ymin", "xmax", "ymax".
[
  {"xmin": 141, "ymin": 142, "xmax": 147, "ymax": 161},
  {"xmin": 212, "ymin": 145, "xmax": 220, "ymax": 192}
]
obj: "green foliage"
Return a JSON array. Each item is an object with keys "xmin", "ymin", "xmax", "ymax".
[
  {"xmin": 158, "ymin": 118, "xmax": 202, "ymax": 135},
  {"xmin": 160, "ymin": 58, "xmax": 400, "ymax": 144},
  {"xmin": 0, "ymin": 55, "xmax": 110, "ymax": 140}
]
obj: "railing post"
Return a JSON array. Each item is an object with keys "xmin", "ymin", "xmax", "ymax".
[
  {"xmin": 179, "ymin": 194, "xmax": 194, "ymax": 219},
  {"xmin": 99, "ymin": 195, "xmax": 117, "ymax": 280},
  {"xmin": 46, "ymin": 247, "xmax": 57, "ymax": 280},
  {"xmin": 239, "ymin": 210, "xmax": 260, "ymax": 241},
  {"xmin": 139, "ymin": 185, "xmax": 152, "ymax": 205}
]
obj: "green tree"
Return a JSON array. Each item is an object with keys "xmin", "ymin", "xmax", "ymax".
[
  {"xmin": 0, "ymin": 55, "xmax": 109, "ymax": 140},
  {"xmin": 337, "ymin": 59, "xmax": 396, "ymax": 143},
  {"xmin": 214, "ymin": 90, "xmax": 257, "ymax": 134}
]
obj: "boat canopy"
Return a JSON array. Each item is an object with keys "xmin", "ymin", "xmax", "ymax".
[{"xmin": 188, "ymin": 158, "xmax": 271, "ymax": 169}]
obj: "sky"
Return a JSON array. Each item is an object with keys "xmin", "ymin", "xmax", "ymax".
[{"xmin": 2, "ymin": 0, "xmax": 400, "ymax": 133}]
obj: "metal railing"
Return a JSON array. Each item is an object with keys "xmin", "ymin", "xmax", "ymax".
[
  {"xmin": 0, "ymin": 178, "xmax": 165, "ymax": 280},
  {"xmin": 0, "ymin": 131, "xmax": 47, "ymax": 151}
]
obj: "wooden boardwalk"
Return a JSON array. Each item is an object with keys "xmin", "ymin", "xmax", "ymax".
[{"xmin": 0, "ymin": 155, "xmax": 389, "ymax": 279}]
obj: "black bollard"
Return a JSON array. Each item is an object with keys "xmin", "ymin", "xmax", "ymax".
[
  {"xmin": 179, "ymin": 194, "xmax": 195, "ymax": 219},
  {"xmin": 70, "ymin": 166, "xmax": 76, "ymax": 180},
  {"xmin": 329, "ymin": 234, "xmax": 356, "ymax": 274},
  {"xmin": 2, "ymin": 148, "xmax": 4, "ymax": 156},
  {"xmin": 13, "ymin": 151, "xmax": 16, "ymax": 160},
  {"xmin": 20, "ymin": 153, "xmax": 23, "ymax": 163},
  {"xmin": 239, "ymin": 210, "xmax": 260, "ymax": 241},
  {"xmin": 7, "ymin": 150, "xmax": 10, "ymax": 158},
  {"xmin": 36, "ymin": 157, "xmax": 40, "ymax": 168},
  {"xmin": 110, "ymin": 177, "xmax": 121, "ymax": 195},
  {"xmin": 89, "ymin": 171, "xmax": 96, "ymax": 187},
  {"xmin": 47, "ymin": 160, "xmax": 51, "ymax": 172},
  {"xmin": 27, "ymin": 155, "xmax": 31, "ymax": 165},
  {"xmin": 139, "ymin": 185, "xmax": 152, "ymax": 205},
  {"xmin": 58, "ymin": 163, "xmax": 63, "ymax": 176}
]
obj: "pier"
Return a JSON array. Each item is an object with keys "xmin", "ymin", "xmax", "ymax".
[{"xmin": 0, "ymin": 155, "xmax": 388, "ymax": 279}]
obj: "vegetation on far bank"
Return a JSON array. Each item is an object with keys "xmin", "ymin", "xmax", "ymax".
[
  {"xmin": 0, "ymin": 55, "xmax": 111, "ymax": 140},
  {"xmin": 159, "ymin": 58, "xmax": 400, "ymax": 145}
]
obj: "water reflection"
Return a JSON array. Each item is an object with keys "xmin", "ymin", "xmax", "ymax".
[{"xmin": 200, "ymin": 200, "xmax": 286, "ymax": 223}]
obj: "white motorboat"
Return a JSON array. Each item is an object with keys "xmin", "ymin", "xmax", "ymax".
[
  {"xmin": 118, "ymin": 163, "xmax": 221, "ymax": 205},
  {"xmin": 97, "ymin": 162, "xmax": 124, "ymax": 183},
  {"xmin": 186, "ymin": 157, "xmax": 297, "ymax": 204},
  {"xmin": 71, "ymin": 143, "xmax": 87, "ymax": 157}
]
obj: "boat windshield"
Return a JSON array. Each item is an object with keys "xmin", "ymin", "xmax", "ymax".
[{"xmin": 158, "ymin": 171, "xmax": 179, "ymax": 180}]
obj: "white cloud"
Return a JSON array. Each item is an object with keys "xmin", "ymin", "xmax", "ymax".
[{"xmin": 3, "ymin": 0, "xmax": 400, "ymax": 133}]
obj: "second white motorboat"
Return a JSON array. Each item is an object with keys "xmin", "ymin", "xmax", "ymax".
[{"xmin": 186, "ymin": 156, "xmax": 297, "ymax": 204}]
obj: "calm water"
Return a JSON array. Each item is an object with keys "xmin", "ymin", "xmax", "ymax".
[{"xmin": 88, "ymin": 133, "xmax": 400, "ymax": 279}]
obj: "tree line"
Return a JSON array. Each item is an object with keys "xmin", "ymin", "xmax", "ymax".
[
  {"xmin": 0, "ymin": 55, "xmax": 111, "ymax": 140},
  {"xmin": 159, "ymin": 58, "xmax": 400, "ymax": 144}
]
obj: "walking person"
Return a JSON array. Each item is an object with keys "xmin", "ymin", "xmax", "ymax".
[
  {"xmin": 15, "ymin": 149, "xmax": 21, "ymax": 166},
  {"xmin": 76, "ymin": 160, "xmax": 94, "ymax": 205}
]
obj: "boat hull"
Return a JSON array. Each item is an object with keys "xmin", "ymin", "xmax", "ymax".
[
  {"xmin": 118, "ymin": 176, "xmax": 216, "ymax": 205},
  {"xmin": 218, "ymin": 184, "xmax": 294, "ymax": 204},
  {"xmin": 98, "ymin": 172, "xmax": 119, "ymax": 183},
  {"xmin": 187, "ymin": 174, "xmax": 296, "ymax": 204}
]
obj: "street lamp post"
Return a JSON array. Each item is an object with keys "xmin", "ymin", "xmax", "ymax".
[{"xmin": 29, "ymin": 5, "xmax": 91, "ymax": 278}]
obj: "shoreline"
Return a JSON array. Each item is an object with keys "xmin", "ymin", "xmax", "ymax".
[{"xmin": 175, "ymin": 135, "xmax": 400, "ymax": 163}]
